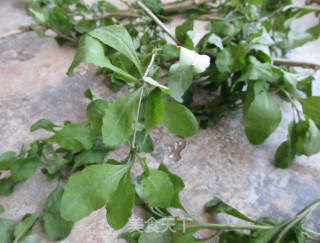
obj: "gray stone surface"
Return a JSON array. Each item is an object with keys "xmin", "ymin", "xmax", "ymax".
[{"xmin": 0, "ymin": 0, "xmax": 320, "ymax": 242}]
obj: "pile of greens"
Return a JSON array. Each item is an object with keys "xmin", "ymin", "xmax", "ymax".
[{"xmin": 1, "ymin": 0, "xmax": 320, "ymax": 242}]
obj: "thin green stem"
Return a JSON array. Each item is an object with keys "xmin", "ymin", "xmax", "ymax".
[
  {"xmin": 137, "ymin": 1, "xmax": 182, "ymax": 45},
  {"xmin": 304, "ymin": 232, "xmax": 320, "ymax": 242},
  {"xmin": 283, "ymin": 4, "xmax": 320, "ymax": 12},
  {"xmin": 280, "ymin": 88, "xmax": 303, "ymax": 120},
  {"xmin": 274, "ymin": 199, "xmax": 320, "ymax": 243},
  {"xmin": 192, "ymin": 223, "xmax": 273, "ymax": 231},
  {"xmin": 131, "ymin": 51, "xmax": 157, "ymax": 151}
]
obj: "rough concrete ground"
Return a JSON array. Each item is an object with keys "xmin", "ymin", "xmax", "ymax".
[{"xmin": 0, "ymin": 0, "xmax": 320, "ymax": 242}]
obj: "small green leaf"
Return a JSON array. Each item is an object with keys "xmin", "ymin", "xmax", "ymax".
[
  {"xmin": 275, "ymin": 141, "xmax": 295, "ymax": 169},
  {"xmin": 60, "ymin": 163, "xmax": 131, "ymax": 221},
  {"xmin": 300, "ymin": 96, "xmax": 320, "ymax": 126},
  {"xmin": 46, "ymin": 7, "xmax": 71, "ymax": 36},
  {"xmin": 168, "ymin": 47, "xmax": 210, "ymax": 102},
  {"xmin": 42, "ymin": 152, "xmax": 71, "ymax": 176},
  {"xmin": 0, "ymin": 218, "xmax": 18, "ymax": 243},
  {"xmin": 67, "ymin": 35, "xmax": 138, "ymax": 83},
  {"xmin": 206, "ymin": 33, "xmax": 223, "ymax": 50},
  {"xmin": 216, "ymin": 41, "xmax": 247, "ymax": 73},
  {"xmin": 30, "ymin": 119, "xmax": 58, "ymax": 133},
  {"xmin": 72, "ymin": 149, "xmax": 108, "ymax": 171},
  {"xmin": 143, "ymin": 170, "xmax": 175, "ymax": 208},
  {"xmin": 144, "ymin": 88, "xmax": 164, "ymax": 133},
  {"xmin": 43, "ymin": 181, "xmax": 74, "ymax": 241},
  {"xmin": 158, "ymin": 164, "xmax": 185, "ymax": 210},
  {"xmin": 0, "ymin": 151, "xmax": 16, "ymax": 170},
  {"xmin": 143, "ymin": 77, "xmax": 171, "ymax": 94},
  {"xmin": 119, "ymin": 230, "xmax": 142, "ymax": 243},
  {"xmin": 106, "ymin": 170, "xmax": 135, "ymax": 230},
  {"xmin": 237, "ymin": 56, "xmax": 273, "ymax": 83},
  {"xmin": 73, "ymin": 20, "xmax": 96, "ymax": 34},
  {"xmin": 47, "ymin": 123, "xmax": 93, "ymax": 150},
  {"xmin": 0, "ymin": 204, "xmax": 4, "ymax": 214},
  {"xmin": 175, "ymin": 19, "xmax": 194, "ymax": 49},
  {"xmin": 206, "ymin": 197, "xmax": 257, "ymax": 224},
  {"xmin": 102, "ymin": 88, "xmax": 141, "ymax": 147},
  {"xmin": 162, "ymin": 102, "xmax": 198, "ymax": 137},
  {"xmin": 14, "ymin": 213, "xmax": 39, "ymax": 243},
  {"xmin": 84, "ymin": 88, "xmax": 103, "ymax": 101},
  {"xmin": 86, "ymin": 99, "xmax": 108, "ymax": 136},
  {"xmin": 0, "ymin": 157, "xmax": 41, "ymax": 196},
  {"xmin": 89, "ymin": 26, "xmax": 143, "ymax": 76},
  {"xmin": 244, "ymin": 86, "xmax": 282, "ymax": 145}
]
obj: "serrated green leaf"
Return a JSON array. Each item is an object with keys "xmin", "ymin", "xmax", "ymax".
[
  {"xmin": 102, "ymin": 88, "xmax": 141, "ymax": 147},
  {"xmin": 89, "ymin": 26, "xmax": 143, "ymax": 76},
  {"xmin": 145, "ymin": 88, "xmax": 164, "ymax": 133},
  {"xmin": 143, "ymin": 170, "xmax": 174, "ymax": 208},
  {"xmin": 47, "ymin": 123, "xmax": 93, "ymax": 150},
  {"xmin": 299, "ymin": 96, "xmax": 320, "ymax": 126},
  {"xmin": 14, "ymin": 213, "xmax": 39, "ymax": 243},
  {"xmin": 30, "ymin": 119, "xmax": 58, "ymax": 133},
  {"xmin": 60, "ymin": 163, "xmax": 131, "ymax": 221},
  {"xmin": 87, "ymin": 99, "xmax": 108, "ymax": 136},
  {"xmin": 143, "ymin": 77, "xmax": 171, "ymax": 94},
  {"xmin": 162, "ymin": 102, "xmax": 198, "ymax": 137},
  {"xmin": 106, "ymin": 170, "xmax": 135, "ymax": 230},
  {"xmin": 43, "ymin": 181, "xmax": 74, "ymax": 241},
  {"xmin": 67, "ymin": 35, "xmax": 138, "ymax": 83},
  {"xmin": 0, "ymin": 218, "xmax": 18, "ymax": 243}
]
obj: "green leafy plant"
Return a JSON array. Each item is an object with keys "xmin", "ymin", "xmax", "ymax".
[{"xmin": 1, "ymin": 0, "xmax": 320, "ymax": 242}]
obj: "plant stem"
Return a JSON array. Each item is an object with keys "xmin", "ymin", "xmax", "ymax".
[
  {"xmin": 0, "ymin": 26, "xmax": 33, "ymax": 40},
  {"xmin": 162, "ymin": 0, "xmax": 213, "ymax": 12},
  {"xmin": 137, "ymin": 1, "xmax": 182, "ymax": 45},
  {"xmin": 131, "ymin": 51, "xmax": 157, "ymax": 151},
  {"xmin": 95, "ymin": 10, "xmax": 140, "ymax": 20},
  {"xmin": 197, "ymin": 14, "xmax": 225, "ymax": 21},
  {"xmin": 283, "ymin": 4, "xmax": 320, "ymax": 12},
  {"xmin": 192, "ymin": 223, "xmax": 273, "ymax": 231},
  {"xmin": 274, "ymin": 199, "xmax": 320, "ymax": 243},
  {"xmin": 280, "ymin": 88, "xmax": 303, "ymax": 120},
  {"xmin": 304, "ymin": 232, "xmax": 320, "ymax": 242},
  {"xmin": 274, "ymin": 58, "xmax": 320, "ymax": 70}
]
